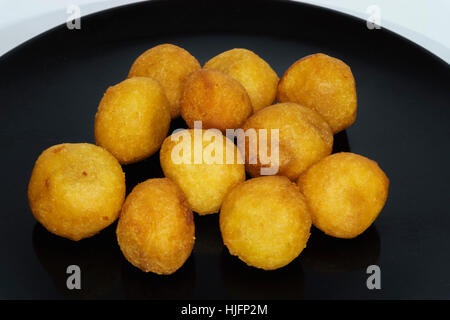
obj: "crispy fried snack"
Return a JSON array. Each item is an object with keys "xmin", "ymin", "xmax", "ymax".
[
  {"xmin": 204, "ymin": 48, "xmax": 279, "ymax": 112},
  {"xmin": 242, "ymin": 102, "xmax": 333, "ymax": 180},
  {"xmin": 298, "ymin": 152, "xmax": 389, "ymax": 238},
  {"xmin": 220, "ymin": 176, "xmax": 312, "ymax": 270},
  {"xmin": 116, "ymin": 178, "xmax": 195, "ymax": 275},
  {"xmin": 28, "ymin": 143, "xmax": 125, "ymax": 241},
  {"xmin": 94, "ymin": 77, "xmax": 171, "ymax": 164},
  {"xmin": 181, "ymin": 69, "xmax": 252, "ymax": 132},
  {"xmin": 128, "ymin": 44, "xmax": 201, "ymax": 118},
  {"xmin": 160, "ymin": 129, "xmax": 245, "ymax": 215},
  {"xmin": 277, "ymin": 53, "xmax": 357, "ymax": 133}
]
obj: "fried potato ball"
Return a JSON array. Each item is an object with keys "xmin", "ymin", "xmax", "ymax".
[
  {"xmin": 181, "ymin": 69, "xmax": 252, "ymax": 132},
  {"xmin": 204, "ymin": 48, "xmax": 279, "ymax": 112},
  {"xmin": 160, "ymin": 129, "xmax": 245, "ymax": 215},
  {"xmin": 28, "ymin": 143, "xmax": 125, "ymax": 241},
  {"xmin": 220, "ymin": 176, "xmax": 312, "ymax": 270},
  {"xmin": 116, "ymin": 178, "xmax": 195, "ymax": 275},
  {"xmin": 277, "ymin": 53, "xmax": 357, "ymax": 133},
  {"xmin": 298, "ymin": 152, "xmax": 389, "ymax": 239},
  {"xmin": 242, "ymin": 102, "xmax": 333, "ymax": 180},
  {"xmin": 128, "ymin": 44, "xmax": 201, "ymax": 118},
  {"xmin": 94, "ymin": 77, "xmax": 171, "ymax": 164}
]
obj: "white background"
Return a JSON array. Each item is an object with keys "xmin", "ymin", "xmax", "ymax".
[{"xmin": 0, "ymin": 0, "xmax": 449, "ymax": 63}]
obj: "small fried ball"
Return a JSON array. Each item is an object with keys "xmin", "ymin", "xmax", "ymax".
[
  {"xmin": 181, "ymin": 69, "xmax": 252, "ymax": 132},
  {"xmin": 220, "ymin": 176, "xmax": 312, "ymax": 270},
  {"xmin": 94, "ymin": 77, "xmax": 171, "ymax": 164},
  {"xmin": 128, "ymin": 44, "xmax": 201, "ymax": 118},
  {"xmin": 160, "ymin": 129, "xmax": 245, "ymax": 215},
  {"xmin": 242, "ymin": 102, "xmax": 333, "ymax": 180},
  {"xmin": 298, "ymin": 152, "xmax": 389, "ymax": 239},
  {"xmin": 28, "ymin": 143, "xmax": 125, "ymax": 241},
  {"xmin": 277, "ymin": 53, "xmax": 357, "ymax": 133},
  {"xmin": 204, "ymin": 48, "xmax": 279, "ymax": 112},
  {"xmin": 116, "ymin": 178, "xmax": 195, "ymax": 274}
]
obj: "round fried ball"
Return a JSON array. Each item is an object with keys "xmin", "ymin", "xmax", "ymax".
[
  {"xmin": 297, "ymin": 152, "xmax": 389, "ymax": 239},
  {"xmin": 116, "ymin": 178, "xmax": 195, "ymax": 274},
  {"xmin": 28, "ymin": 143, "xmax": 125, "ymax": 241},
  {"xmin": 204, "ymin": 48, "xmax": 279, "ymax": 112},
  {"xmin": 128, "ymin": 44, "xmax": 201, "ymax": 118},
  {"xmin": 181, "ymin": 69, "xmax": 252, "ymax": 132},
  {"xmin": 242, "ymin": 102, "xmax": 333, "ymax": 180},
  {"xmin": 220, "ymin": 176, "xmax": 312, "ymax": 270},
  {"xmin": 277, "ymin": 53, "xmax": 357, "ymax": 133},
  {"xmin": 94, "ymin": 77, "xmax": 171, "ymax": 164},
  {"xmin": 160, "ymin": 129, "xmax": 245, "ymax": 215}
]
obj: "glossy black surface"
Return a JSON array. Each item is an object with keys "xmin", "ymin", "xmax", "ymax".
[{"xmin": 0, "ymin": 0, "xmax": 449, "ymax": 299}]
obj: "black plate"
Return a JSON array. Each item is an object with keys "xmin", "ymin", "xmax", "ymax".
[{"xmin": 0, "ymin": 0, "xmax": 449, "ymax": 299}]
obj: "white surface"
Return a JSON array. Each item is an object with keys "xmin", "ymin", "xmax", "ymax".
[
  {"xmin": 300, "ymin": 0, "xmax": 450, "ymax": 63},
  {"xmin": 0, "ymin": 0, "xmax": 449, "ymax": 63}
]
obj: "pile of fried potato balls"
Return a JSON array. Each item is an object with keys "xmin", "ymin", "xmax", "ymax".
[{"xmin": 28, "ymin": 44, "xmax": 389, "ymax": 274}]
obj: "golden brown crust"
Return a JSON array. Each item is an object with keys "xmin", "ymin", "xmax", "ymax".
[
  {"xmin": 28, "ymin": 143, "xmax": 125, "ymax": 241},
  {"xmin": 128, "ymin": 44, "xmax": 201, "ymax": 118},
  {"xmin": 242, "ymin": 102, "xmax": 333, "ymax": 180},
  {"xmin": 204, "ymin": 48, "xmax": 279, "ymax": 112},
  {"xmin": 297, "ymin": 152, "xmax": 389, "ymax": 238},
  {"xmin": 160, "ymin": 129, "xmax": 246, "ymax": 215},
  {"xmin": 94, "ymin": 77, "xmax": 171, "ymax": 164},
  {"xmin": 277, "ymin": 53, "xmax": 357, "ymax": 133},
  {"xmin": 181, "ymin": 69, "xmax": 252, "ymax": 132},
  {"xmin": 116, "ymin": 178, "xmax": 195, "ymax": 275},
  {"xmin": 220, "ymin": 176, "xmax": 312, "ymax": 270}
]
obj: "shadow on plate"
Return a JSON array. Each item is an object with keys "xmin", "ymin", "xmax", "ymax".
[
  {"xmin": 122, "ymin": 152, "xmax": 164, "ymax": 194},
  {"xmin": 192, "ymin": 213, "xmax": 223, "ymax": 255},
  {"xmin": 220, "ymin": 249, "xmax": 304, "ymax": 299},
  {"xmin": 32, "ymin": 222, "xmax": 122, "ymax": 299},
  {"xmin": 121, "ymin": 254, "xmax": 196, "ymax": 299},
  {"xmin": 332, "ymin": 130, "xmax": 351, "ymax": 153},
  {"xmin": 301, "ymin": 225, "xmax": 380, "ymax": 273}
]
